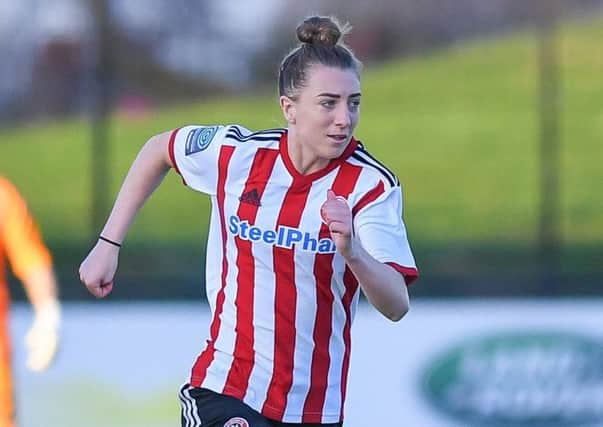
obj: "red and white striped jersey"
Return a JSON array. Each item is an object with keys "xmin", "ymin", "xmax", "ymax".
[{"xmin": 169, "ymin": 124, "xmax": 418, "ymax": 423}]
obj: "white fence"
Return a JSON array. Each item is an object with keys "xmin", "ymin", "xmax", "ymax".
[{"xmin": 10, "ymin": 299, "xmax": 603, "ymax": 427}]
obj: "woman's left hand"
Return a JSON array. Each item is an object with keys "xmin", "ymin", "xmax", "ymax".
[{"xmin": 320, "ymin": 189, "xmax": 354, "ymax": 257}]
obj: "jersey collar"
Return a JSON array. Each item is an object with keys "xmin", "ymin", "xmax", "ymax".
[{"xmin": 279, "ymin": 131, "xmax": 358, "ymax": 185}]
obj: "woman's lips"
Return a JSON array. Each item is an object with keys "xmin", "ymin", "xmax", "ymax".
[{"xmin": 328, "ymin": 134, "xmax": 348, "ymax": 143}]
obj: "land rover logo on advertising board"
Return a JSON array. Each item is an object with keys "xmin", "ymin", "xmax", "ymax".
[{"xmin": 421, "ymin": 332, "xmax": 603, "ymax": 427}]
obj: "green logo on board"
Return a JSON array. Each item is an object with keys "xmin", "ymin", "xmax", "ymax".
[{"xmin": 422, "ymin": 332, "xmax": 603, "ymax": 427}]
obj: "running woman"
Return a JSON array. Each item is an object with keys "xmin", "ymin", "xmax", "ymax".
[{"xmin": 79, "ymin": 15, "xmax": 418, "ymax": 427}]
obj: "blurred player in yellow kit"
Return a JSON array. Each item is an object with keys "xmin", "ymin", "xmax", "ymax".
[{"xmin": 0, "ymin": 177, "xmax": 60, "ymax": 427}]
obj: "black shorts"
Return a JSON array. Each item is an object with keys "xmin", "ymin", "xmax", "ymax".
[{"xmin": 179, "ymin": 383, "xmax": 343, "ymax": 427}]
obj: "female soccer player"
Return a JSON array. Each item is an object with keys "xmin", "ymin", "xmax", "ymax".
[{"xmin": 79, "ymin": 16, "xmax": 418, "ymax": 427}]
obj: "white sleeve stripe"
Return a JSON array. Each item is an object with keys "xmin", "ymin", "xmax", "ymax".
[
  {"xmin": 227, "ymin": 125, "xmax": 285, "ymax": 141},
  {"xmin": 355, "ymin": 145, "xmax": 399, "ymax": 185},
  {"xmin": 351, "ymin": 151, "xmax": 398, "ymax": 187}
]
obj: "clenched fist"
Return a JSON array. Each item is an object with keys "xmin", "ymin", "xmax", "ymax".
[
  {"xmin": 79, "ymin": 240, "xmax": 120, "ymax": 298},
  {"xmin": 320, "ymin": 189, "xmax": 355, "ymax": 257}
]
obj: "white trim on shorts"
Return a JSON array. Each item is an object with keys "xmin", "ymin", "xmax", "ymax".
[{"xmin": 179, "ymin": 383, "xmax": 203, "ymax": 427}]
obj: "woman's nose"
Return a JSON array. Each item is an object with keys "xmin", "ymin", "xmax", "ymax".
[{"xmin": 335, "ymin": 105, "xmax": 351, "ymax": 127}]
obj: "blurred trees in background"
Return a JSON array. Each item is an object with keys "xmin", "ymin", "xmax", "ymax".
[
  {"xmin": 1, "ymin": 0, "xmax": 602, "ymax": 124},
  {"xmin": 1, "ymin": 0, "xmax": 601, "ymax": 300}
]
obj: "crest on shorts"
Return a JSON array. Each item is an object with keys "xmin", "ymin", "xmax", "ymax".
[
  {"xmin": 223, "ymin": 417, "xmax": 249, "ymax": 427},
  {"xmin": 185, "ymin": 126, "xmax": 218, "ymax": 155}
]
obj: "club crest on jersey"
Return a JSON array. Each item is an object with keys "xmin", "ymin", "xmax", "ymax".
[
  {"xmin": 223, "ymin": 417, "xmax": 249, "ymax": 427},
  {"xmin": 185, "ymin": 126, "xmax": 218, "ymax": 155},
  {"xmin": 228, "ymin": 215, "xmax": 336, "ymax": 254}
]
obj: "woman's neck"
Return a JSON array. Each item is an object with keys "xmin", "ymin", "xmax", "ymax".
[{"xmin": 286, "ymin": 129, "xmax": 329, "ymax": 176}]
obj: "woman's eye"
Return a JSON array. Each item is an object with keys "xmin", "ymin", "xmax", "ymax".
[{"xmin": 321, "ymin": 100, "xmax": 336, "ymax": 108}]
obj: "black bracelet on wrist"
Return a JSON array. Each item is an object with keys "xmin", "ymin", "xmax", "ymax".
[{"xmin": 99, "ymin": 235, "xmax": 122, "ymax": 248}]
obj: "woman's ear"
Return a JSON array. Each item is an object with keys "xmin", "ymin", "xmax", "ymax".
[{"xmin": 279, "ymin": 95, "xmax": 296, "ymax": 124}]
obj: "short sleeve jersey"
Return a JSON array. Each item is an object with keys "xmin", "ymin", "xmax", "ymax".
[
  {"xmin": 169, "ymin": 125, "xmax": 418, "ymax": 424},
  {"xmin": 0, "ymin": 177, "xmax": 52, "ymax": 310}
]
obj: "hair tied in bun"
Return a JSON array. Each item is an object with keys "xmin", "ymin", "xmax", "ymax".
[{"xmin": 296, "ymin": 16, "xmax": 343, "ymax": 46}]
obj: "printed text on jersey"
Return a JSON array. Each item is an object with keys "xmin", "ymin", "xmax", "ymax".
[{"xmin": 228, "ymin": 215, "xmax": 336, "ymax": 253}]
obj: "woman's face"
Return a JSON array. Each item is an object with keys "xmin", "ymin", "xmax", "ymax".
[{"xmin": 282, "ymin": 64, "xmax": 361, "ymax": 163}]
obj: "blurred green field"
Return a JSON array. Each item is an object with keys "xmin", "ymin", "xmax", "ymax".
[
  {"xmin": 22, "ymin": 381, "xmax": 176, "ymax": 427},
  {"xmin": 1, "ymin": 18, "xmax": 601, "ymax": 296}
]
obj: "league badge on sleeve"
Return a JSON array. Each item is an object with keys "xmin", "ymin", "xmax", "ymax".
[{"xmin": 185, "ymin": 126, "xmax": 219, "ymax": 155}]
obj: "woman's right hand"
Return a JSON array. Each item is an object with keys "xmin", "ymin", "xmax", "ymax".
[
  {"xmin": 77, "ymin": 130, "xmax": 172, "ymax": 298},
  {"xmin": 78, "ymin": 240, "xmax": 120, "ymax": 298}
]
